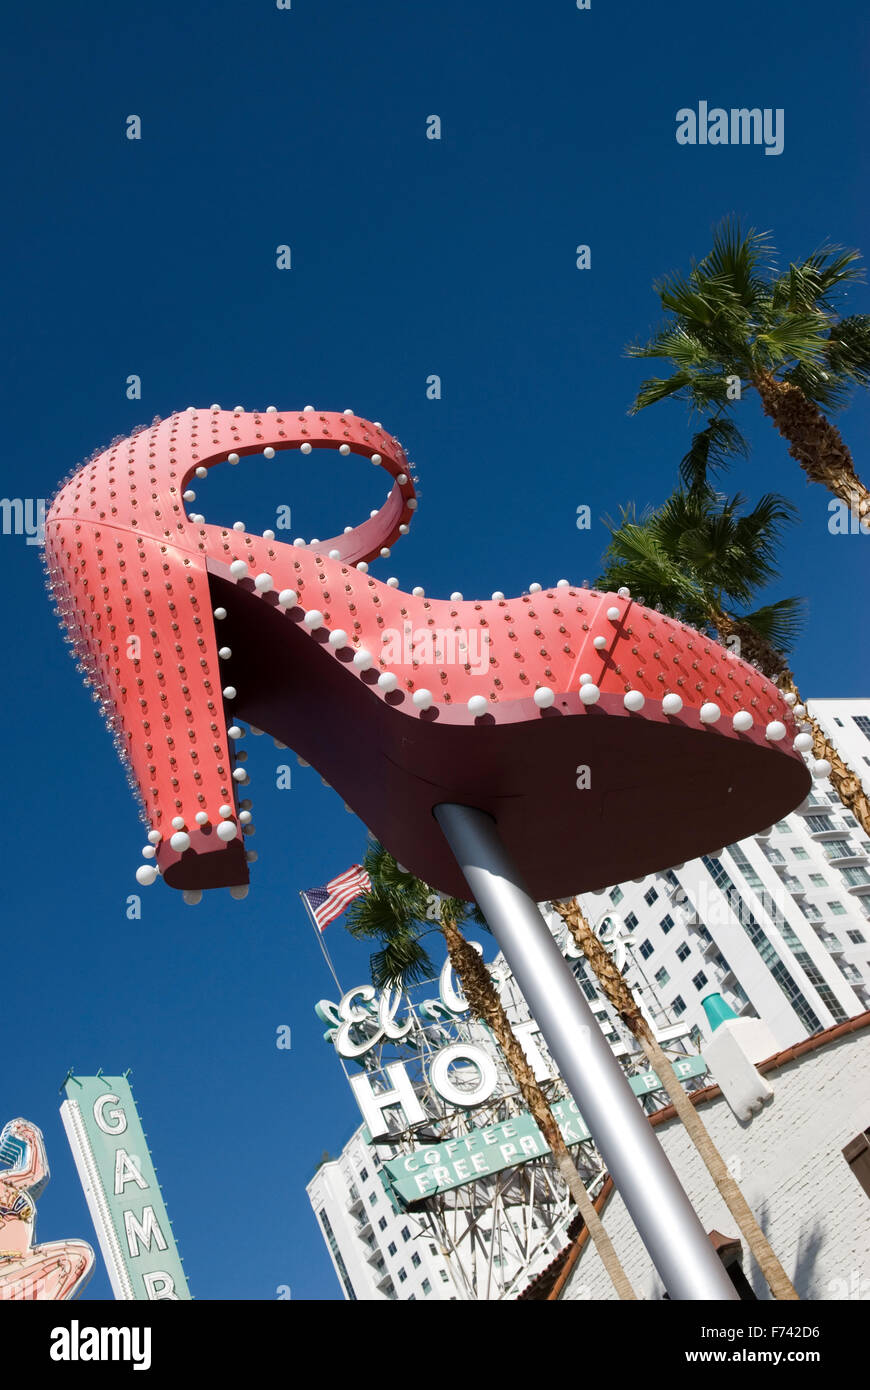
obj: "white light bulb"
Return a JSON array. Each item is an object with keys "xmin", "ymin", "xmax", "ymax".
[
  {"xmin": 699, "ymin": 702, "xmax": 721, "ymax": 724},
  {"xmin": 662, "ymin": 693, "xmax": 683, "ymax": 715},
  {"xmin": 136, "ymin": 864, "xmax": 158, "ymax": 886},
  {"xmin": 170, "ymin": 831, "xmax": 191, "ymax": 852},
  {"xmin": 413, "ymin": 689, "xmax": 433, "ymax": 710},
  {"xmin": 254, "ymin": 573, "xmax": 273, "ymax": 592},
  {"xmin": 732, "ymin": 710, "xmax": 753, "ymax": 732},
  {"xmin": 624, "ymin": 690, "xmax": 645, "ymax": 712},
  {"xmin": 467, "ymin": 696, "xmax": 488, "ymax": 716},
  {"xmin": 765, "ymin": 721, "xmax": 787, "ymax": 741},
  {"xmin": 579, "ymin": 682, "xmax": 600, "ymax": 705},
  {"xmin": 304, "ymin": 610, "xmax": 323, "ymax": 629},
  {"xmin": 229, "ymin": 560, "xmax": 248, "ymax": 579},
  {"xmin": 278, "ymin": 589, "xmax": 298, "ymax": 608},
  {"xmin": 353, "ymin": 649, "xmax": 373, "ymax": 670},
  {"xmin": 378, "ymin": 672, "xmax": 398, "ymax": 692},
  {"xmin": 534, "ymin": 687, "xmax": 555, "ymax": 708},
  {"xmin": 217, "ymin": 821, "xmax": 237, "ymax": 842}
]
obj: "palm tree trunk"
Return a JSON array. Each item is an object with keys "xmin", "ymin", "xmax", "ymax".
[
  {"xmin": 439, "ymin": 915, "xmax": 638, "ymax": 1300},
  {"xmin": 776, "ymin": 673, "xmax": 870, "ymax": 840},
  {"xmin": 551, "ymin": 900, "xmax": 799, "ymax": 1300},
  {"xmin": 753, "ymin": 370, "xmax": 870, "ymax": 525},
  {"xmin": 711, "ymin": 613, "xmax": 870, "ymax": 839}
]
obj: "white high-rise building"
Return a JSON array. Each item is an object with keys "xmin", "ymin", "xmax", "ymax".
[
  {"xmin": 574, "ymin": 698, "xmax": 870, "ymax": 1051},
  {"xmin": 307, "ymin": 1126, "xmax": 465, "ymax": 1301}
]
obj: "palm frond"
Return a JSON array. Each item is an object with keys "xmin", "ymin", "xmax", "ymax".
[
  {"xmin": 678, "ymin": 417, "xmax": 748, "ymax": 491},
  {"xmin": 736, "ymin": 597, "xmax": 807, "ymax": 655},
  {"xmin": 370, "ymin": 934, "xmax": 435, "ymax": 990}
]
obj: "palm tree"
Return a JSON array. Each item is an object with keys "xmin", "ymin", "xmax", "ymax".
[
  {"xmin": 627, "ymin": 219, "xmax": 870, "ymax": 524},
  {"xmin": 597, "ymin": 447, "xmax": 870, "ymax": 837},
  {"xmin": 550, "ymin": 898, "xmax": 799, "ymax": 1300},
  {"xmin": 345, "ymin": 842, "xmax": 638, "ymax": 1300}
]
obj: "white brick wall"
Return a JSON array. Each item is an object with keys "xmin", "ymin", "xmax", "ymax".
[{"xmin": 561, "ymin": 1026, "xmax": 870, "ymax": 1301}]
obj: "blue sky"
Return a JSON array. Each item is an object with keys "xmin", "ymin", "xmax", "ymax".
[{"xmin": 2, "ymin": 0, "xmax": 868, "ymax": 1300}]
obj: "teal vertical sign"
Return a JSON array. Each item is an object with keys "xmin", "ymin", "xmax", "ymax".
[{"xmin": 60, "ymin": 1074, "xmax": 190, "ymax": 1300}]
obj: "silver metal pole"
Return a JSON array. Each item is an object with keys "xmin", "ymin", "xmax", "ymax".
[{"xmin": 434, "ymin": 802, "xmax": 738, "ymax": 1301}]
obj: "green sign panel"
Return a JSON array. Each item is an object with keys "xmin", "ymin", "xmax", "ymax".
[
  {"xmin": 384, "ymin": 1055, "xmax": 707, "ymax": 1203},
  {"xmin": 60, "ymin": 1074, "xmax": 190, "ymax": 1300}
]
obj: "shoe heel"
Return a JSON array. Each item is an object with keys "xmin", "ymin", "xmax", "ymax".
[{"xmin": 45, "ymin": 517, "xmax": 248, "ymax": 889}]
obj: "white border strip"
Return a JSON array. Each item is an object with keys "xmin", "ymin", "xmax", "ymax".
[{"xmin": 60, "ymin": 1098, "xmax": 134, "ymax": 1300}]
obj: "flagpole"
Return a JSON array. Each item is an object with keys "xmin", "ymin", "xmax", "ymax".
[{"xmin": 299, "ymin": 891, "xmax": 344, "ymax": 996}]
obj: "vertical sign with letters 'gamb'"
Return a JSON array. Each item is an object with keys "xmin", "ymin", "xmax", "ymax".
[{"xmin": 60, "ymin": 1074, "xmax": 190, "ymax": 1300}]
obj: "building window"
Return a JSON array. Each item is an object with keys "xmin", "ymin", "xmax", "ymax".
[
  {"xmin": 791, "ymin": 847, "xmax": 810, "ymax": 861},
  {"xmin": 810, "ymin": 873, "xmax": 828, "ymax": 887},
  {"xmin": 367, "ymin": 1192, "xmax": 377, "ymax": 1206},
  {"xmin": 317, "ymin": 1209, "xmax": 357, "ymax": 1301},
  {"xmin": 841, "ymin": 867, "xmax": 870, "ymax": 887},
  {"xmin": 610, "ymin": 886, "xmax": 624, "ymax": 905},
  {"xmin": 359, "ymin": 1167, "xmax": 369, "ymax": 1182},
  {"xmin": 676, "ymin": 943, "xmax": 691, "ymax": 962},
  {"xmin": 429, "ymin": 1243, "xmax": 438, "ymax": 1255},
  {"xmin": 398, "ymin": 1268, "xmax": 407, "ymax": 1283},
  {"xmin": 852, "ymin": 716, "xmax": 870, "ymax": 743},
  {"xmin": 387, "ymin": 1241, "xmax": 397, "ymax": 1256},
  {"xmin": 672, "ymin": 995, "xmax": 687, "ymax": 1016},
  {"xmin": 378, "ymin": 1217, "xmax": 387, "ymax": 1232},
  {"xmin": 660, "ymin": 913, "xmax": 675, "ymax": 934},
  {"xmin": 848, "ymin": 930, "xmax": 867, "ymax": 944},
  {"xmin": 692, "ymin": 970, "xmax": 708, "ymax": 991},
  {"xmin": 639, "ymin": 939, "xmax": 654, "ymax": 960},
  {"xmin": 372, "ymin": 1153, "xmax": 381, "ymax": 1168},
  {"xmin": 422, "ymin": 1279, "xmax": 432, "ymax": 1295},
  {"xmin": 624, "ymin": 911, "xmax": 638, "ymax": 932},
  {"xmin": 411, "ymin": 1252, "xmax": 421, "ymax": 1268},
  {"xmin": 644, "ymin": 887, "xmax": 659, "ymax": 906},
  {"xmin": 834, "ymin": 717, "xmax": 844, "ymax": 728},
  {"xmin": 828, "ymin": 901, "xmax": 847, "ymax": 915},
  {"xmin": 440, "ymin": 1269, "xmax": 450, "ymax": 1282},
  {"xmin": 655, "ymin": 967, "xmax": 670, "ymax": 987},
  {"xmin": 774, "ymin": 819, "xmax": 791, "ymax": 833},
  {"xmin": 401, "ymin": 1226, "xmax": 411, "ymax": 1242},
  {"xmin": 798, "ymin": 900, "xmax": 823, "ymax": 921}
]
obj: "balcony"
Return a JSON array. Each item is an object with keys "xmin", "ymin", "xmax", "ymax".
[
  {"xmin": 818, "ymin": 933, "xmax": 844, "ymax": 955},
  {"xmin": 761, "ymin": 848, "xmax": 786, "ymax": 866},
  {"xmin": 702, "ymin": 935, "xmax": 720, "ymax": 958},
  {"xmin": 347, "ymin": 1187, "xmax": 364, "ymax": 1215},
  {"xmin": 794, "ymin": 795, "xmax": 834, "ymax": 815},
  {"xmin": 824, "ymin": 846, "xmax": 868, "ymax": 868}
]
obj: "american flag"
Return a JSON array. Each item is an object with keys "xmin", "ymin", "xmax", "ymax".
[{"xmin": 302, "ymin": 865, "xmax": 372, "ymax": 931}]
